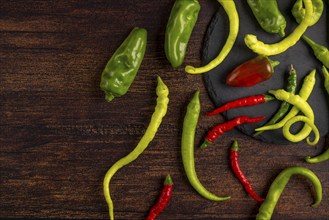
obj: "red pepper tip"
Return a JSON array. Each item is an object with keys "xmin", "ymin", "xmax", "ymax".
[
  {"xmin": 164, "ymin": 174, "xmax": 173, "ymax": 185},
  {"xmin": 200, "ymin": 140, "xmax": 211, "ymax": 149},
  {"xmin": 206, "ymin": 111, "xmax": 215, "ymax": 116}
]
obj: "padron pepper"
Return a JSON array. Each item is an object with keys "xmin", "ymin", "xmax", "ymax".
[
  {"xmin": 226, "ymin": 55, "xmax": 280, "ymax": 87},
  {"xmin": 247, "ymin": 0, "xmax": 286, "ymax": 37},
  {"xmin": 165, "ymin": 0, "xmax": 200, "ymax": 68},
  {"xmin": 292, "ymin": 0, "xmax": 324, "ymax": 26},
  {"xmin": 100, "ymin": 27, "xmax": 147, "ymax": 102}
]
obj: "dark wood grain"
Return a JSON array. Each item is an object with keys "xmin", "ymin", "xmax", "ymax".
[{"xmin": 0, "ymin": 0, "xmax": 328, "ymax": 219}]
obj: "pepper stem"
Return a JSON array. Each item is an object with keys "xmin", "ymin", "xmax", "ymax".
[
  {"xmin": 268, "ymin": 58, "xmax": 280, "ymax": 69},
  {"xmin": 231, "ymin": 140, "xmax": 239, "ymax": 151},
  {"xmin": 200, "ymin": 140, "xmax": 211, "ymax": 149},
  {"xmin": 164, "ymin": 174, "xmax": 173, "ymax": 185}
]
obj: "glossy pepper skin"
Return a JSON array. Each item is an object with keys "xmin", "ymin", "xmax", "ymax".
[
  {"xmin": 292, "ymin": 0, "xmax": 324, "ymax": 26},
  {"xmin": 100, "ymin": 27, "xmax": 147, "ymax": 102},
  {"xmin": 256, "ymin": 166, "xmax": 322, "ymax": 220},
  {"xmin": 322, "ymin": 66, "xmax": 329, "ymax": 95},
  {"xmin": 226, "ymin": 56, "xmax": 280, "ymax": 87},
  {"xmin": 165, "ymin": 0, "xmax": 200, "ymax": 68},
  {"xmin": 302, "ymin": 35, "xmax": 329, "ymax": 68},
  {"xmin": 247, "ymin": 0, "xmax": 286, "ymax": 37}
]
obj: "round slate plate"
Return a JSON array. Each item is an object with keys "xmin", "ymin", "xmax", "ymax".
[{"xmin": 203, "ymin": 1, "xmax": 328, "ymax": 144}]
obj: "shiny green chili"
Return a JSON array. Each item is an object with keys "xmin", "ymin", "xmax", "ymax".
[
  {"xmin": 103, "ymin": 76, "xmax": 169, "ymax": 220},
  {"xmin": 254, "ymin": 65, "xmax": 297, "ymax": 136},
  {"xmin": 256, "ymin": 166, "xmax": 322, "ymax": 220},
  {"xmin": 247, "ymin": 0, "xmax": 286, "ymax": 36},
  {"xmin": 255, "ymin": 69, "xmax": 316, "ymax": 132},
  {"xmin": 165, "ymin": 0, "xmax": 200, "ymax": 68},
  {"xmin": 305, "ymin": 146, "xmax": 329, "ymax": 163},
  {"xmin": 268, "ymin": 89, "xmax": 318, "ymax": 145},
  {"xmin": 292, "ymin": 0, "xmax": 324, "ymax": 26},
  {"xmin": 302, "ymin": 35, "xmax": 329, "ymax": 69},
  {"xmin": 244, "ymin": 0, "xmax": 313, "ymax": 56},
  {"xmin": 181, "ymin": 91, "xmax": 230, "ymax": 201},
  {"xmin": 100, "ymin": 27, "xmax": 147, "ymax": 102}
]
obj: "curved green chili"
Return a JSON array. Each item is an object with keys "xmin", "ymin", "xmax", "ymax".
[
  {"xmin": 254, "ymin": 65, "xmax": 297, "ymax": 136},
  {"xmin": 283, "ymin": 115, "xmax": 319, "ymax": 146},
  {"xmin": 268, "ymin": 89, "xmax": 317, "ymax": 144},
  {"xmin": 181, "ymin": 91, "xmax": 230, "ymax": 201},
  {"xmin": 306, "ymin": 147, "xmax": 329, "ymax": 163},
  {"xmin": 185, "ymin": 0, "xmax": 239, "ymax": 74},
  {"xmin": 322, "ymin": 66, "xmax": 329, "ymax": 95},
  {"xmin": 103, "ymin": 76, "xmax": 169, "ymax": 220},
  {"xmin": 100, "ymin": 27, "xmax": 147, "ymax": 102},
  {"xmin": 302, "ymin": 35, "xmax": 329, "ymax": 69},
  {"xmin": 255, "ymin": 69, "xmax": 316, "ymax": 132},
  {"xmin": 165, "ymin": 0, "xmax": 201, "ymax": 68},
  {"xmin": 256, "ymin": 166, "xmax": 322, "ymax": 220},
  {"xmin": 247, "ymin": 0, "xmax": 286, "ymax": 36},
  {"xmin": 292, "ymin": 0, "xmax": 324, "ymax": 26},
  {"xmin": 244, "ymin": 0, "xmax": 313, "ymax": 56}
]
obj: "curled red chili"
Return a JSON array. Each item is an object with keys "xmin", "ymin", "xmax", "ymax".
[
  {"xmin": 201, "ymin": 116, "xmax": 265, "ymax": 148},
  {"xmin": 230, "ymin": 140, "xmax": 265, "ymax": 202},
  {"xmin": 146, "ymin": 175, "xmax": 173, "ymax": 220},
  {"xmin": 206, "ymin": 94, "xmax": 273, "ymax": 116}
]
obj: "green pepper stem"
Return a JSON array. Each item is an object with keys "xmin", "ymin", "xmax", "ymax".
[
  {"xmin": 200, "ymin": 140, "xmax": 211, "ymax": 149},
  {"xmin": 231, "ymin": 140, "xmax": 238, "ymax": 151},
  {"xmin": 268, "ymin": 58, "xmax": 280, "ymax": 70},
  {"xmin": 164, "ymin": 174, "xmax": 173, "ymax": 185}
]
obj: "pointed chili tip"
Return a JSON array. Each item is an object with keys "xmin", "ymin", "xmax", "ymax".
[
  {"xmin": 164, "ymin": 174, "xmax": 173, "ymax": 185},
  {"xmin": 231, "ymin": 140, "xmax": 239, "ymax": 151},
  {"xmin": 206, "ymin": 111, "xmax": 215, "ymax": 116},
  {"xmin": 200, "ymin": 140, "xmax": 211, "ymax": 149}
]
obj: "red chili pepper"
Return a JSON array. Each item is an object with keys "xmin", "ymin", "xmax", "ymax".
[
  {"xmin": 206, "ymin": 94, "xmax": 273, "ymax": 116},
  {"xmin": 230, "ymin": 140, "xmax": 265, "ymax": 202},
  {"xmin": 226, "ymin": 55, "xmax": 280, "ymax": 87},
  {"xmin": 201, "ymin": 116, "xmax": 265, "ymax": 148},
  {"xmin": 146, "ymin": 175, "xmax": 173, "ymax": 220}
]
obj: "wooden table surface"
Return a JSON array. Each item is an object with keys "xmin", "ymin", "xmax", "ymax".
[{"xmin": 1, "ymin": 0, "xmax": 328, "ymax": 219}]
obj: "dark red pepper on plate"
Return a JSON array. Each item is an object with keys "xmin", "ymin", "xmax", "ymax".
[
  {"xmin": 201, "ymin": 116, "xmax": 265, "ymax": 148},
  {"xmin": 206, "ymin": 94, "xmax": 273, "ymax": 116},
  {"xmin": 226, "ymin": 55, "xmax": 280, "ymax": 87},
  {"xmin": 146, "ymin": 175, "xmax": 173, "ymax": 220}
]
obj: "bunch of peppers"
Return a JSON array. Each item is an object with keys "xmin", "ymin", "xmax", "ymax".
[{"xmin": 98, "ymin": 0, "xmax": 328, "ymax": 219}]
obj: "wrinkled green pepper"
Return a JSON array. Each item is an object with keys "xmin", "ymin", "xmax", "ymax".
[
  {"xmin": 100, "ymin": 27, "xmax": 147, "ymax": 102},
  {"xmin": 247, "ymin": 0, "xmax": 286, "ymax": 37},
  {"xmin": 165, "ymin": 0, "xmax": 200, "ymax": 68},
  {"xmin": 292, "ymin": 0, "xmax": 324, "ymax": 26}
]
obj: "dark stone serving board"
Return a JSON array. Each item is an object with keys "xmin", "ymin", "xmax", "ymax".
[{"xmin": 203, "ymin": 1, "xmax": 328, "ymax": 144}]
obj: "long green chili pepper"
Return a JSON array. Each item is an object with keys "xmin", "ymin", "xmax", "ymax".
[
  {"xmin": 165, "ymin": 0, "xmax": 201, "ymax": 68},
  {"xmin": 255, "ymin": 69, "xmax": 316, "ymax": 132},
  {"xmin": 268, "ymin": 89, "xmax": 318, "ymax": 144},
  {"xmin": 292, "ymin": 0, "xmax": 324, "ymax": 26},
  {"xmin": 254, "ymin": 65, "xmax": 297, "ymax": 136},
  {"xmin": 305, "ymin": 146, "xmax": 329, "ymax": 163},
  {"xmin": 181, "ymin": 91, "xmax": 230, "ymax": 201},
  {"xmin": 244, "ymin": 0, "xmax": 313, "ymax": 56},
  {"xmin": 256, "ymin": 166, "xmax": 322, "ymax": 220},
  {"xmin": 282, "ymin": 115, "xmax": 320, "ymax": 146},
  {"xmin": 185, "ymin": 0, "xmax": 239, "ymax": 74},
  {"xmin": 322, "ymin": 66, "xmax": 329, "ymax": 95},
  {"xmin": 100, "ymin": 27, "xmax": 147, "ymax": 102},
  {"xmin": 103, "ymin": 76, "xmax": 169, "ymax": 220},
  {"xmin": 247, "ymin": 0, "xmax": 286, "ymax": 36},
  {"xmin": 302, "ymin": 35, "xmax": 329, "ymax": 69}
]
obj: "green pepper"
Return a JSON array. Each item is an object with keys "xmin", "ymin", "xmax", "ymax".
[
  {"xmin": 247, "ymin": 0, "xmax": 286, "ymax": 37},
  {"xmin": 165, "ymin": 0, "xmax": 200, "ymax": 68},
  {"xmin": 292, "ymin": 0, "xmax": 324, "ymax": 26},
  {"xmin": 302, "ymin": 35, "xmax": 329, "ymax": 69},
  {"xmin": 100, "ymin": 27, "xmax": 147, "ymax": 102}
]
